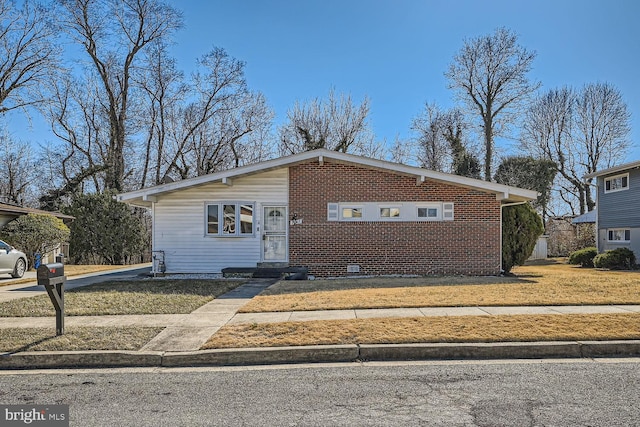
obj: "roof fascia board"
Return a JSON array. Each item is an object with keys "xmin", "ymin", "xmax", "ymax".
[
  {"xmin": 584, "ymin": 161, "xmax": 640, "ymax": 180},
  {"xmin": 117, "ymin": 148, "xmax": 538, "ymax": 202}
]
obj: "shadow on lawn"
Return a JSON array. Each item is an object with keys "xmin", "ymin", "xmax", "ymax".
[
  {"xmin": 68, "ymin": 279, "xmax": 246, "ymax": 297},
  {"xmin": 260, "ymin": 274, "xmax": 536, "ymax": 296}
]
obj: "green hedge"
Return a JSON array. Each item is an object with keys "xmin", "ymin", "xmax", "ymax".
[
  {"xmin": 568, "ymin": 247, "xmax": 597, "ymax": 267},
  {"xmin": 593, "ymin": 248, "xmax": 636, "ymax": 270}
]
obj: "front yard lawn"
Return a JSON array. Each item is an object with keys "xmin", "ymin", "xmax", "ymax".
[
  {"xmin": 239, "ymin": 261, "xmax": 640, "ymax": 313},
  {"xmin": 0, "ymin": 279, "xmax": 246, "ymax": 317}
]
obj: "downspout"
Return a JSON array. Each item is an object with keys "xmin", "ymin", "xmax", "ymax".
[{"xmin": 499, "ymin": 201, "xmax": 528, "ymax": 274}]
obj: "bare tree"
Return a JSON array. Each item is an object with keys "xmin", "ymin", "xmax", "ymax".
[
  {"xmin": 135, "ymin": 41, "xmax": 186, "ymax": 187},
  {"xmin": 0, "ymin": 133, "xmax": 36, "ymax": 205},
  {"xmin": 411, "ymin": 103, "xmax": 450, "ymax": 171},
  {"xmin": 57, "ymin": 0, "xmax": 183, "ymax": 191},
  {"xmin": 279, "ymin": 89, "xmax": 374, "ymax": 155},
  {"xmin": 521, "ymin": 83, "xmax": 630, "ymax": 214},
  {"xmin": 143, "ymin": 48, "xmax": 273, "ymax": 183},
  {"xmin": 0, "ymin": 0, "xmax": 59, "ymax": 114},
  {"xmin": 389, "ymin": 135, "xmax": 419, "ymax": 166},
  {"xmin": 446, "ymin": 27, "xmax": 540, "ymax": 181},
  {"xmin": 43, "ymin": 73, "xmax": 109, "ymax": 196},
  {"xmin": 411, "ymin": 104, "xmax": 480, "ymax": 178}
]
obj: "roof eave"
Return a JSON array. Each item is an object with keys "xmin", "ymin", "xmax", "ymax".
[
  {"xmin": 584, "ymin": 160, "xmax": 640, "ymax": 180},
  {"xmin": 117, "ymin": 149, "xmax": 540, "ymax": 204}
]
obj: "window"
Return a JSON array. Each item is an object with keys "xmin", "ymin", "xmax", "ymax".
[
  {"xmin": 379, "ymin": 207, "xmax": 400, "ymax": 218},
  {"xmin": 207, "ymin": 205, "xmax": 219, "ymax": 234},
  {"xmin": 342, "ymin": 207, "xmax": 363, "ymax": 220},
  {"xmin": 206, "ymin": 202, "xmax": 254, "ymax": 236},
  {"xmin": 417, "ymin": 207, "xmax": 438, "ymax": 219},
  {"xmin": 417, "ymin": 204, "xmax": 441, "ymax": 221},
  {"xmin": 604, "ymin": 173, "xmax": 629, "ymax": 193},
  {"xmin": 327, "ymin": 202, "xmax": 454, "ymax": 222},
  {"xmin": 608, "ymin": 229, "xmax": 630, "ymax": 242}
]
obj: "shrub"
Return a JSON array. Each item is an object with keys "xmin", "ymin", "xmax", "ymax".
[
  {"xmin": 63, "ymin": 192, "xmax": 148, "ymax": 265},
  {"xmin": 593, "ymin": 248, "xmax": 636, "ymax": 270},
  {"xmin": 0, "ymin": 213, "xmax": 70, "ymax": 269},
  {"xmin": 568, "ymin": 247, "xmax": 597, "ymax": 267},
  {"xmin": 502, "ymin": 203, "xmax": 544, "ymax": 274}
]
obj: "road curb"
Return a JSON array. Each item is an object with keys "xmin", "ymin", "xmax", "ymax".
[
  {"xmin": 1, "ymin": 341, "xmax": 639, "ymax": 370},
  {"xmin": 0, "ymin": 350, "xmax": 163, "ymax": 369},
  {"xmin": 358, "ymin": 341, "xmax": 584, "ymax": 361},
  {"xmin": 161, "ymin": 345, "xmax": 359, "ymax": 367}
]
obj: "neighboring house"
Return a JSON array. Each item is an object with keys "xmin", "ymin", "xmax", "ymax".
[
  {"xmin": 117, "ymin": 149, "xmax": 538, "ymax": 277},
  {"xmin": 585, "ymin": 162, "xmax": 640, "ymax": 259},
  {"xmin": 0, "ymin": 203, "xmax": 74, "ymax": 263}
]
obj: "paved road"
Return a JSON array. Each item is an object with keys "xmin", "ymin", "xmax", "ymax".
[{"xmin": 1, "ymin": 359, "xmax": 638, "ymax": 426}]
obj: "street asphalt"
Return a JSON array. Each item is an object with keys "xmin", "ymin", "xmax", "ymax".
[{"xmin": 1, "ymin": 268, "xmax": 639, "ymax": 369}]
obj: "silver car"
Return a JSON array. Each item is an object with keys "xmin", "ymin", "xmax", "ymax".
[{"xmin": 0, "ymin": 240, "xmax": 27, "ymax": 278}]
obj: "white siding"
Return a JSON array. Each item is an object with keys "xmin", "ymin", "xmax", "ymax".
[{"xmin": 153, "ymin": 169, "xmax": 288, "ymax": 273}]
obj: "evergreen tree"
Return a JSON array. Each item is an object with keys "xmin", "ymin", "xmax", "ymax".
[
  {"xmin": 63, "ymin": 193, "xmax": 147, "ymax": 264},
  {"xmin": 502, "ymin": 203, "xmax": 543, "ymax": 273}
]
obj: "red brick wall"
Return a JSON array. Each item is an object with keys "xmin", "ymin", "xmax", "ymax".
[{"xmin": 288, "ymin": 160, "xmax": 502, "ymax": 276}]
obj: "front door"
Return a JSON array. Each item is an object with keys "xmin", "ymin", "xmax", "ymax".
[{"xmin": 262, "ymin": 206, "xmax": 288, "ymax": 262}]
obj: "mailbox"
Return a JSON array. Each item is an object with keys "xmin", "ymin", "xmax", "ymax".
[
  {"xmin": 37, "ymin": 262, "xmax": 67, "ymax": 335},
  {"xmin": 37, "ymin": 263, "xmax": 65, "ymax": 286}
]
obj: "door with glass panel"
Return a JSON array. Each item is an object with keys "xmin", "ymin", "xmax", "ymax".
[{"xmin": 262, "ymin": 206, "xmax": 287, "ymax": 262}]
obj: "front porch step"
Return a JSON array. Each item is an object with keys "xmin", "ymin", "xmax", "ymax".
[
  {"xmin": 222, "ymin": 266, "xmax": 308, "ymax": 280},
  {"xmin": 257, "ymin": 262, "xmax": 289, "ymax": 268}
]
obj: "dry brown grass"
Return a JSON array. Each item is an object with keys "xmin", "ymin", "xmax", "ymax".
[
  {"xmin": 202, "ymin": 313, "xmax": 640, "ymax": 349},
  {"xmin": 0, "ymin": 263, "xmax": 150, "ymax": 287},
  {"xmin": 240, "ymin": 261, "xmax": 640, "ymax": 312},
  {"xmin": 0, "ymin": 279, "xmax": 246, "ymax": 316},
  {"xmin": 0, "ymin": 327, "xmax": 163, "ymax": 352}
]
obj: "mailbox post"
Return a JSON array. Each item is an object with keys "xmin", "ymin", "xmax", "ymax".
[{"xmin": 37, "ymin": 262, "xmax": 66, "ymax": 336}]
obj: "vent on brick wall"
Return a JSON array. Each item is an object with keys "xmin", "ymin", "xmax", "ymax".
[
  {"xmin": 443, "ymin": 203, "xmax": 454, "ymax": 220},
  {"xmin": 327, "ymin": 203, "xmax": 339, "ymax": 221},
  {"xmin": 347, "ymin": 264, "xmax": 360, "ymax": 273}
]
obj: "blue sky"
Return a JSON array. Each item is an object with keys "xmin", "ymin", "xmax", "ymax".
[{"xmin": 8, "ymin": 0, "xmax": 640, "ymax": 161}]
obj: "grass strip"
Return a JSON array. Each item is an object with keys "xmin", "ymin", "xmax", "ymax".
[
  {"xmin": 202, "ymin": 313, "xmax": 640, "ymax": 349},
  {"xmin": 0, "ymin": 327, "xmax": 164, "ymax": 353},
  {"xmin": 0, "ymin": 279, "xmax": 246, "ymax": 317}
]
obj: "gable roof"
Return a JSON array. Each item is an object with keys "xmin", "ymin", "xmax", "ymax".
[
  {"xmin": 116, "ymin": 149, "xmax": 539, "ymax": 208},
  {"xmin": 584, "ymin": 160, "xmax": 640, "ymax": 179},
  {"xmin": 0, "ymin": 203, "xmax": 74, "ymax": 222},
  {"xmin": 572, "ymin": 209, "xmax": 597, "ymax": 224}
]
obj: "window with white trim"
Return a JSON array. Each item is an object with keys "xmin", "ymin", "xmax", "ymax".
[
  {"xmin": 608, "ymin": 229, "xmax": 630, "ymax": 242},
  {"xmin": 327, "ymin": 202, "xmax": 454, "ymax": 222},
  {"xmin": 416, "ymin": 203, "xmax": 454, "ymax": 221},
  {"xmin": 379, "ymin": 207, "xmax": 401, "ymax": 218},
  {"xmin": 206, "ymin": 202, "xmax": 254, "ymax": 236},
  {"xmin": 417, "ymin": 206, "xmax": 439, "ymax": 219},
  {"xmin": 341, "ymin": 207, "xmax": 363, "ymax": 220},
  {"xmin": 604, "ymin": 173, "xmax": 629, "ymax": 193}
]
